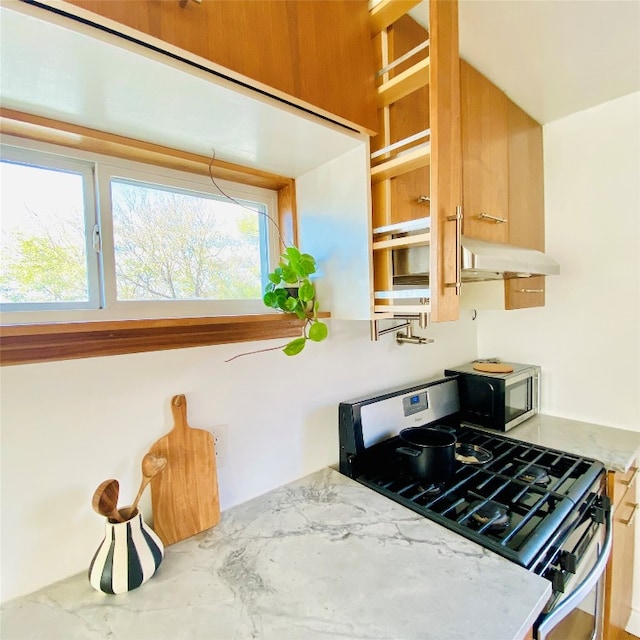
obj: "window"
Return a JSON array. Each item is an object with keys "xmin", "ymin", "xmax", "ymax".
[
  {"xmin": 0, "ymin": 146, "xmax": 99, "ymax": 309},
  {"xmin": 0, "ymin": 137, "xmax": 279, "ymax": 325}
]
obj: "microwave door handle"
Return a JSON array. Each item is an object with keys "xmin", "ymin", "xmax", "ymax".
[{"xmin": 535, "ymin": 508, "xmax": 613, "ymax": 640}]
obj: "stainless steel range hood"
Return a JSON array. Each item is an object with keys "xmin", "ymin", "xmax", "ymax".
[{"xmin": 393, "ymin": 236, "xmax": 560, "ymax": 284}]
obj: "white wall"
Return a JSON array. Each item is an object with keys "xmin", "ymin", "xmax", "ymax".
[
  {"xmin": 477, "ymin": 92, "xmax": 640, "ymax": 427},
  {"xmin": 0, "ymin": 316, "xmax": 476, "ymax": 603},
  {"xmin": 476, "ymin": 91, "xmax": 640, "ymax": 632}
]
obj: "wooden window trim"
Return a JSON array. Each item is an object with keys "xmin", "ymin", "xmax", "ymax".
[
  {"xmin": 0, "ymin": 315, "xmax": 317, "ymax": 366},
  {"xmin": 0, "ymin": 111, "xmax": 308, "ymax": 366},
  {"xmin": 0, "ymin": 109, "xmax": 294, "ymax": 190}
]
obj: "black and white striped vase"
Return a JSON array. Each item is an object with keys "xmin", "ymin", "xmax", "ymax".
[{"xmin": 88, "ymin": 511, "xmax": 164, "ymax": 594}]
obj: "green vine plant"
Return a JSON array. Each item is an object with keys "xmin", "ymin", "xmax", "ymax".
[
  {"xmin": 263, "ymin": 246, "xmax": 328, "ymax": 356},
  {"xmin": 205, "ymin": 150, "xmax": 328, "ymax": 360}
]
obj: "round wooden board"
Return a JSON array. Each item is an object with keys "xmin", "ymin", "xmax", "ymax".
[{"xmin": 472, "ymin": 362, "xmax": 514, "ymax": 374}]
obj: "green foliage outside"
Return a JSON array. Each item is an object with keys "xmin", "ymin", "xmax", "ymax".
[
  {"xmin": 111, "ymin": 181, "xmax": 262, "ymax": 301},
  {"xmin": 0, "ymin": 218, "xmax": 87, "ymax": 303},
  {"xmin": 0, "ymin": 183, "xmax": 264, "ymax": 304}
]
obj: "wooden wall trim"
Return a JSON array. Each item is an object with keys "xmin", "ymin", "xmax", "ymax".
[
  {"xmin": 0, "ymin": 110, "xmax": 308, "ymax": 366},
  {"xmin": 0, "ymin": 108, "xmax": 293, "ymax": 191},
  {"xmin": 0, "ymin": 315, "xmax": 310, "ymax": 366}
]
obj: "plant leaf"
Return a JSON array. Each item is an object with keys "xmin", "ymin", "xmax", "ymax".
[
  {"xmin": 284, "ymin": 296, "xmax": 298, "ymax": 312},
  {"xmin": 299, "ymin": 254, "xmax": 316, "ymax": 276},
  {"xmin": 281, "ymin": 264, "xmax": 298, "ymax": 284},
  {"xmin": 263, "ymin": 291, "xmax": 278, "ymax": 307},
  {"xmin": 298, "ymin": 280, "xmax": 315, "ymax": 302},
  {"xmin": 284, "ymin": 246, "xmax": 301, "ymax": 261},
  {"xmin": 283, "ymin": 337, "xmax": 306, "ymax": 356},
  {"xmin": 308, "ymin": 321, "xmax": 328, "ymax": 342}
]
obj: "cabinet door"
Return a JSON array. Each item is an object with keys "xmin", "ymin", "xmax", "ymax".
[
  {"xmin": 63, "ymin": 0, "xmax": 378, "ymax": 134},
  {"xmin": 460, "ymin": 60, "xmax": 509, "ymax": 243},
  {"xmin": 369, "ymin": 0, "xmax": 461, "ymax": 322},
  {"xmin": 504, "ymin": 99, "xmax": 546, "ymax": 309},
  {"xmin": 429, "ymin": 0, "xmax": 462, "ymax": 321},
  {"xmin": 605, "ymin": 465, "xmax": 638, "ymax": 640}
]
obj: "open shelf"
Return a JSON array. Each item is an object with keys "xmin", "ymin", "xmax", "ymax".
[
  {"xmin": 373, "ymin": 232, "xmax": 430, "ymax": 251},
  {"xmin": 377, "ymin": 57, "xmax": 430, "ymax": 108},
  {"xmin": 371, "ymin": 143, "xmax": 431, "ymax": 183}
]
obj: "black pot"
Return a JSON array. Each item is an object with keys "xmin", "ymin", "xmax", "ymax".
[{"xmin": 397, "ymin": 427, "xmax": 457, "ymax": 483}]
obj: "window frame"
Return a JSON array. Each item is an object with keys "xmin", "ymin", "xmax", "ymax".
[
  {"xmin": 0, "ymin": 144, "xmax": 101, "ymax": 312},
  {"xmin": 0, "ymin": 116, "xmax": 308, "ymax": 366},
  {"xmin": 1, "ymin": 136, "xmax": 281, "ymax": 324}
]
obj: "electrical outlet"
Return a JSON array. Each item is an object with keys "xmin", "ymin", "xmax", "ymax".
[{"xmin": 207, "ymin": 424, "xmax": 228, "ymax": 468}]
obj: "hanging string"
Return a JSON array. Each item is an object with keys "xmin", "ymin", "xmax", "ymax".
[
  {"xmin": 224, "ymin": 342, "xmax": 291, "ymax": 362},
  {"xmin": 207, "ymin": 148, "xmax": 309, "ymax": 363},
  {"xmin": 207, "ymin": 149, "xmax": 288, "ymax": 249}
]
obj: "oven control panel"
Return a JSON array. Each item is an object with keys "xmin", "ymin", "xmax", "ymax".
[
  {"xmin": 354, "ymin": 377, "xmax": 460, "ymax": 448},
  {"xmin": 403, "ymin": 392, "xmax": 429, "ymax": 416}
]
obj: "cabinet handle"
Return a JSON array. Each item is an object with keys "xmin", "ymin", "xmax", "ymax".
[
  {"xmin": 621, "ymin": 503, "xmax": 639, "ymax": 527},
  {"xmin": 476, "ymin": 212, "xmax": 507, "ymax": 224},
  {"xmin": 445, "ymin": 205, "xmax": 463, "ymax": 294},
  {"xmin": 622, "ymin": 466, "xmax": 639, "ymax": 487},
  {"xmin": 516, "ymin": 289, "xmax": 544, "ymax": 294}
]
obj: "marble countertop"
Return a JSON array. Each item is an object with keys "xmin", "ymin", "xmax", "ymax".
[
  {"xmin": 506, "ymin": 414, "xmax": 640, "ymax": 473},
  {"xmin": 1, "ymin": 468, "xmax": 551, "ymax": 640}
]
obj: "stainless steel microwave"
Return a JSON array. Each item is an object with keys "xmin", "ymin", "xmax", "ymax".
[{"xmin": 444, "ymin": 362, "xmax": 540, "ymax": 431}]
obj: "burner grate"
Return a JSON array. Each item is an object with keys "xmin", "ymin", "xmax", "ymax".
[
  {"xmin": 339, "ymin": 379, "xmax": 606, "ymax": 575},
  {"xmin": 354, "ymin": 425, "xmax": 604, "ymax": 570}
]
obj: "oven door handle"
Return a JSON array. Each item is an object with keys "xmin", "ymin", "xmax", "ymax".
[{"xmin": 536, "ymin": 508, "xmax": 612, "ymax": 640}]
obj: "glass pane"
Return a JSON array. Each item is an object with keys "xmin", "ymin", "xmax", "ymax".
[
  {"xmin": 111, "ymin": 179, "xmax": 263, "ymax": 301},
  {"xmin": 0, "ymin": 161, "xmax": 90, "ymax": 304}
]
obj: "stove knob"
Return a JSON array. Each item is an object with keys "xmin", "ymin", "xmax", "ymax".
[
  {"xmin": 559, "ymin": 551, "xmax": 577, "ymax": 574},
  {"xmin": 548, "ymin": 568, "xmax": 566, "ymax": 594}
]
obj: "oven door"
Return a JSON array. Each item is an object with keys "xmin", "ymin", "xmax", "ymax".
[{"xmin": 535, "ymin": 507, "xmax": 612, "ymax": 640}]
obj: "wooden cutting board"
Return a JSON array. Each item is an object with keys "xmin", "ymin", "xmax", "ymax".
[
  {"xmin": 473, "ymin": 362, "xmax": 514, "ymax": 374},
  {"xmin": 149, "ymin": 394, "xmax": 220, "ymax": 545}
]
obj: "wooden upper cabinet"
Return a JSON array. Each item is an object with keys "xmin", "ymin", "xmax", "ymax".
[
  {"xmin": 429, "ymin": 0, "xmax": 462, "ymax": 322},
  {"xmin": 460, "ymin": 60, "xmax": 509, "ymax": 243},
  {"xmin": 62, "ymin": 0, "xmax": 378, "ymax": 134},
  {"xmin": 505, "ymin": 99, "xmax": 546, "ymax": 309},
  {"xmin": 461, "ymin": 59, "xmax": 546, "ymax": 310},
  {"xmin": 369, "ymin": 0, "xmax": 461, "ymax": 323}
]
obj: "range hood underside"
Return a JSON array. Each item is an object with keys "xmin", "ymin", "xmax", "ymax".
[{"xmin": 393, "ymin": 236, "xmax": 560, "ymax": 284}]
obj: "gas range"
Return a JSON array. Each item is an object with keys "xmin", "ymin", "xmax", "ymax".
[{"xmin": 338, "ymin": 376, "xmax": 612, "ymax": 639}]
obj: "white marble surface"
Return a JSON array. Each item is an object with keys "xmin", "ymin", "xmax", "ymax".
[
  {"xmin": 1, "ymin": 468, "xmax": 551, "ymax": 640},
  {"xmin": 506, "ymin": 414, "xmax": 640, "ymax": 473}
]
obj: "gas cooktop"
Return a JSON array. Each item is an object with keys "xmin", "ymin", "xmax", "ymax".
[{"xmin": 339, "ymin": 376, "xmax": 606, "ymax": 574}]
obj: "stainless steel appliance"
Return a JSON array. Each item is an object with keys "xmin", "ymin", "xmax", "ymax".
[
  {"xmin": 386, "ymin": 218, "xmax": 560, "ymax": 285},
  {"xmin": 444, "ymin": 361, "xmax": 540, "ymax": 431},
  {"xmin": 338, "ymin": 377, "xmax": 612, "ymax": 640}
]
